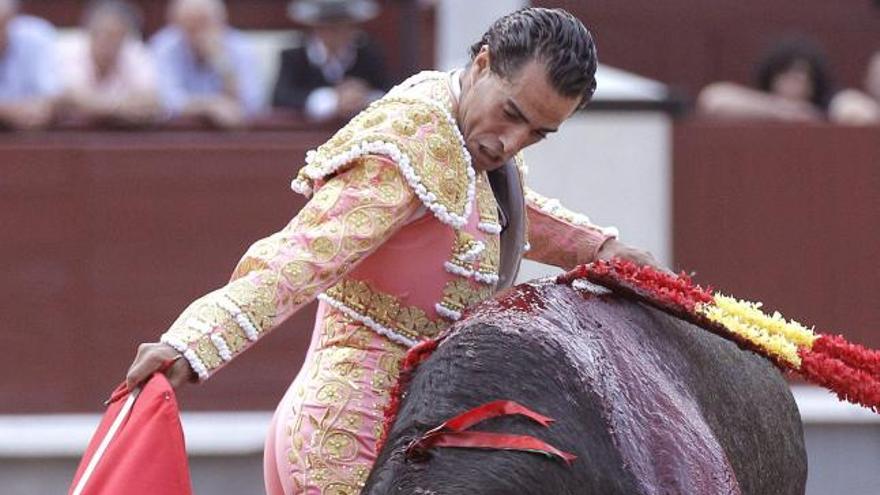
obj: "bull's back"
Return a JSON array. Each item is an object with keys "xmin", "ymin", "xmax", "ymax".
[{"xmin": 364, "ymin": 281, "xmax": 806, "ymax": 494}]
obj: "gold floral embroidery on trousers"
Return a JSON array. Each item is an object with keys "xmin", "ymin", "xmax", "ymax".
[{"xmin": 286, "ymin": 310, "xmax": 405, "ymax": 494}]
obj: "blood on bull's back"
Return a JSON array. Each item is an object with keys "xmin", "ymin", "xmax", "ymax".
[{"xmin": 363, "ymin": 280, "xmax": 806, "ymax": 495}]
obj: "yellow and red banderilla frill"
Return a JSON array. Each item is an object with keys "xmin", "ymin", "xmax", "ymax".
[{"xmin": 558, "ymin": 258, "xmax": 880, "ymax": 413}]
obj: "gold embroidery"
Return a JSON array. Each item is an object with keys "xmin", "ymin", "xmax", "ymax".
[
  {"xmin": 296, "ymin": 205, "xmax": 321, "ymax": 227},
  {"xmin": 321, "ymin": 429, "xmax": 359, "ymax": 462},
  {"xmin": 194, "ymin": 338, "xmax": 222, "ymax": 369},
  {"xmin": 361, "ymin": 111, "xmax": 387, "ymax": 128},
  {"xmin": 407, "ymin": 107, "xmax": 432, "ymax": 125},
  {"xmin": 324, "ymin": 279, "xmax": 445, "ymax": 341},
  {"xmin": 192, "ymin": 302, "xmax": 235, "ymax": 330},
  {"xmin": 479, "ymin": 235, "xmax": 501, "ymax": 275},
  {"xmin": 226, "ymin": 274, "xmax": 279, "ymax": 332},
  {"xmin": 323, "ymin": 482, "xmax": 358, "ymax": 495},
  {"xmin": 310, "ymin": 180, "xmax": 345, "ymax": 215},
  {"xmin": 447, "ymin": 231, "xmax": 478, "ymax": 273},
  {"xmin": 373, "ymin": 354, "xmax": 399, "ymax": 391},
  {"xmin": 322, "ymin": 129, "xmax": 354, "ymax": 157},
  {"xmin": 232, "ymin": 256, "xmax": 270, "ymax": 280},
  {"xmin": 476, "ymin": 173, "xmax": 500, "ymax": 225},
  {"xmin": 282, "ymin": 260, "xmax": 315, "ymax": 285},
  {"xmin": 341, "ymin": 236, "xmax": 377, "ymax": 254},
  {"xmin": 294, "ymin": 96, "xmax": 472, "ymax": 223},
  {"xmin": 438, "ymin": 279, "xmax": 493, "ymax": 314},
  {"xmin": 231, "ymin": 233, "xmax": 289, "ymax": 280},
  {"xmin": 427, "ymin": 134, "xmax": 449, "ymax": 161},
  {"xmin": 345, "ymin": 209, "xmax": 376, "ymax": 237},
  {"xmin": 315, "ymin": 381, "xmax": 348, "ymax": 405},
  {"xmin": 218, "ymin": 325, "xmax": 248, "ymax": 354},
  {"xmin": 286, "ymin": 312, "xmax": 407, "ymax": 494},
  {"xmin": 391, "ymin": 118, "xmax": 416, "ymax": 136},
  {"xmin": 311, "ymin": 236, "xmax": 339, "ymax": 263}
]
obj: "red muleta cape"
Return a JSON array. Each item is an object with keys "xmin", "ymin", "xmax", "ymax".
[{"xmin": 69, "ymin": 374, "xmax": 192, "ymax": 495}]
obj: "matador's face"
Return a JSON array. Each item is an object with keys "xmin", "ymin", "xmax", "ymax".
[{"xmin": 457, "ymin": 47, "xmax": 581, "ymax": 172}]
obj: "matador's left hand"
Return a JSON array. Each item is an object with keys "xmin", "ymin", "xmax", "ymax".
[{"xmin": 596, "ymin": 238, "xmax": 667, "ymax": 271}]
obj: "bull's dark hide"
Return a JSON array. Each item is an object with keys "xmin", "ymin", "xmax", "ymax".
[{"xmin": 363, "ymin": 280, "xmax": 807, "ymax": 495}]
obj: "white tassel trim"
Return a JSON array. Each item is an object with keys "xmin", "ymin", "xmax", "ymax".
[
  {"xmin": 216, "ymin": 296, "xmax": 260, "ymax": 341},
  {"xmin": 526, "ymin": 191, "xmax": 620, "ymax": 239},
  {"xmin": 444, "ymin": 261, "xmax": 498, "ymax": 286},
  {"xmin": 473, "ymin": 271, "xmax": 500, "ymax": 285},
  {"xmin": 458, "ymin": 240, "xmax": 485, "ymax": 262},
  {"xmin": 317, "ymin": 293, "xmax": 418, "ymax": 348},
  {"xmin": 444, "ymin": 261, "xmax": 473, "ymax": 277},
  {"xmin": 294, "ymin": 140, "xmax": 474, "ymax": 229},
  {"xmin": 478, "ymin": 222, "xmax": 502, "ymax": 235},
  {"xmin": 160, "ymin": 335, "xmax": 209, "ymax": 380},
  {"xmin": 210, "ymin": 333, "xmax": 233, "ymax": 361},
  {"xmin": 435, "ymin": 303, "xmax": 462, "ymax": 321},
  {"xmin": 188, "ymin": 318, "xmax": 213, "ymax": 335},
  {"xmin": 291, "ymin": 177, "xmax": 312, "ymax": 196}
]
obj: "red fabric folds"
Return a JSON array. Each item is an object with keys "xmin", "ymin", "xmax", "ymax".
[
  {"xmin": 68, "ymin": 374, "xmax": 192, "ymax": 495},
  {"xmin": 406, "ymin": 400, "xmax": 577, "ymax": 465},
  {"xmin": 428, "ymin": 431, "xmax": 577, "ymax": 465},
  {"xmin": 441, "ymin": 399, "xmax": 555, "ymax": 431}
]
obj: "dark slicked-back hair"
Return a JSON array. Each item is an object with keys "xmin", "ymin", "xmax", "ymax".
[{"xmin": 469, "ymin": 8, "xmax": 598, "ymax": 109}]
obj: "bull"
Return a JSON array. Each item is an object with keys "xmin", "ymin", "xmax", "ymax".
[{"xmin": 363, "ymin": 279, "xmax": 807, "ymax": 494}]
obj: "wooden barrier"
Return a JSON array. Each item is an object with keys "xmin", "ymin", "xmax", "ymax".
[
  {"xmin": 1, "ymin": 121, "xmax": 877, "ymax": 412},
  {"xmin": 0, "ymin": 128, "xmax": 332, "ymax": 412},
  {"xmin": 674, "ymin": 121, "xmax": 879, "ymax": 352}
]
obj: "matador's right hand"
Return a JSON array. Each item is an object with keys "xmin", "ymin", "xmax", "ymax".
[{"xmin": 125, "ymin": 342, "xmax": 196, "ymax": 390}]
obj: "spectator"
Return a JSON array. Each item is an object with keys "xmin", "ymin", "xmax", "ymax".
[
  {"xmin": 273, "ymin": 0, "xmax": 390, "ymax": 120},
  {"xmin": 150, "ymin": 0, "xmax": 263, "ymax": 128},
  {"xmin": 697, "ymin": 37, "xmax": 835, "ymax": 122},
  {"xmin": 829, "ymin": 51, "xmax": 880, "ymax": 125},
  {"xmin": 0, "ymin": 0, "xmax": 60, "ymax": 130},
  {"xmin": 58, "ymin": 0, "xmax": 161, "ymax": 126}
]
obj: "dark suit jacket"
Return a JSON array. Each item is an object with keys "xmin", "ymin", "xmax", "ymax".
[{"xmin": 272, "ymin": 34, "xmax": 391, "ymax": 110}]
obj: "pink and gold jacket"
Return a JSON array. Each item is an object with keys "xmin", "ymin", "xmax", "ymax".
[{"xmin": 160, "ymin": 71, "xmax": 618, "ymax": 380}]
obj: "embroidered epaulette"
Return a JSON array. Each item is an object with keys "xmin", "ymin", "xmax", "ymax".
[{"xmin": 291, "ymin": 93, "xmax": 475, "ymax": 229}]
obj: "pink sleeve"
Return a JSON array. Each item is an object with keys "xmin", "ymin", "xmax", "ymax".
[
  {"xmin": 524, "ymin": 187, "xmax": 618, "ymax": 271},
  {"xmin": 160, "ymin": 156, "xmax": 420, "ymax": 380}
]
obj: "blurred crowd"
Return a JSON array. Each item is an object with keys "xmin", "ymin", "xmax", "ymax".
[
  {"xmin": 0, "ymin": 0, "xmax": 390, "ymax": 130},
  {"xmin": 2, "ymin": 0, "xmax": 879, "ymax": 131},
  {"xmin": 697, "ymin": 36, "xmax": 880, "ymax": 125}
]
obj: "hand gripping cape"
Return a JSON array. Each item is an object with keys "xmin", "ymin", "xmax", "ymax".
[{"xmin": 68, "ymin": 374, "xmax": 192, "ymax": 495}]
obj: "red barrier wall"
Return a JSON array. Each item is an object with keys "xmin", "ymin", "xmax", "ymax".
[
  {"xmin": 0, "ymin": 130, "xmax": 332, "ymax": 413},
  {"xmin": 1, "ymin": 122, "xmax": 877, "ymax": 412},
  {"xmin": 673, "ymin": 121, "xmax": 879, "ymax": 350}
]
